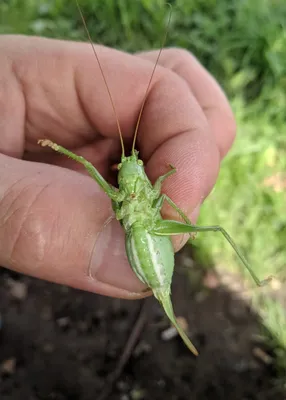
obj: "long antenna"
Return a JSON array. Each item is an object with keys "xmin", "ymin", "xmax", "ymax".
[
  {"xmin": 132, "ymin": 5, "xmax": 172, "ymax": 155},
  {"xmin": 75, "ymin": 0, "xmax": 125, "ymax": 157}
]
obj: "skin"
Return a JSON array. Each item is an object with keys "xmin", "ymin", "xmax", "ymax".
[{"xmin": 0, "ymin": 35, "xmax": 236, "ymax": 299}]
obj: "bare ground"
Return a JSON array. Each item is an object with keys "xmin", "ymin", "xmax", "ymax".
[{"xmin": 0, "ymin": 247, "xmax": 284, "ymax": 400}]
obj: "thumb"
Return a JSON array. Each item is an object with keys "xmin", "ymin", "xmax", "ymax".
[{"xmin": 0, "ymin": 155, "xmax": 146, "ymax": 299}]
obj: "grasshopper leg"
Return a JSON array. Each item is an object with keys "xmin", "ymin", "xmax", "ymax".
[
  {"xmin": 153, "ymin": 219, "xmax": 272, "ymax": 287},
  {"xmin": 153, "ymin": 165, "xmax": 176, "ymax": 196},
  {"xmin": 38, "ymin": 139, "xmax": 121, "ymax": 201},
  {"xmin": 153, "ymin": 194, "xmax": 197, "ymax": 240},
  {"xmin": 152, "ymin": 166, "xmax": 194, "ymax": 229},
  {"xmin": 155, "ymin": 194, "xmax": 192, "ymax": 224}
]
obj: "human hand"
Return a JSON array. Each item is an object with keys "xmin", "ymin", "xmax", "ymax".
[{"xmin": 0, "ymin": 35, "xmax": 236, "ymax": 299}]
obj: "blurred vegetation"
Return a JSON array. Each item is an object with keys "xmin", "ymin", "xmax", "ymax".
[{"xmin": 1, "ymin": 0, "xmax": 286, "ymax": 388}]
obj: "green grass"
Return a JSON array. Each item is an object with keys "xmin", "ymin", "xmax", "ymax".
[{"xmin": 1, "ymin": 0, "xmax": 286, "ymax": 387}]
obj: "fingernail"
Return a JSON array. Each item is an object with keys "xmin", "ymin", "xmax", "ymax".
[{"xmin": 89, "ymin": 216, "xmax": 146, "ymax": 293}]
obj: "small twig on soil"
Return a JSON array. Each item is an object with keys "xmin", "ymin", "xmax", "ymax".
[{"xmin": 98, "ymin": 299, "xmax": 149, "ymax": 400}]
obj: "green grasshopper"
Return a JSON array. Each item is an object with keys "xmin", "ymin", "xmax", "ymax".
[{"xmin": 38, "ymin": 1, "xmax": 270, "ymax": 356}]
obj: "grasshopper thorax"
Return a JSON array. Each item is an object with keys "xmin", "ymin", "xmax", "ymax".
[{"xmin": 117, "ymin": 151, "xmax": 146, "ymax": 194}]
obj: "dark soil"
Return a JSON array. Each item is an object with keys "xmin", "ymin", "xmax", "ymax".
[{"xmin": 0, "ymin": 247, "xmax": 284, "ymax": 400}]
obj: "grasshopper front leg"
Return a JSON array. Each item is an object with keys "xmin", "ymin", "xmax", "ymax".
[
  {"xmin": 153, "ymin": 219, "xmax": 272, "ymax": 287},
  {"xmin": 38, "ymin": 140, "xmax": 122, "ymax": 201}
]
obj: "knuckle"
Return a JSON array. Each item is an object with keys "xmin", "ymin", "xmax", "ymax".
[
  {"xmin": 164, "ymin": 47, "xmax": 195, "ymax": 64},
  {"xmin": 156, "ymin": 63, "xmax": 189, "ymax": 97}
]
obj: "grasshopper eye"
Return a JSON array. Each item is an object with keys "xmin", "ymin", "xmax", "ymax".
[
  {"xmin": 117, "ymin": 163, "xmax": 122, "ymax": 170},
  {"xmin": 137, "ymin": 160, "xmax": 143, "ymax": 166}
]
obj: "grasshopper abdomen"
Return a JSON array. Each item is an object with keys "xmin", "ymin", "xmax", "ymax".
[{"xmin": 126, "ymin": 224, "xmax": 174, "ymax": 290}]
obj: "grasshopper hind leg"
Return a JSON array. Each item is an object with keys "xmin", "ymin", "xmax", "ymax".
[
  {"xmin": 153, "ymin": 220, "xmax": 272, "ymax": 287},
  {"xmin": 154, "ymin": 194, "xmax": 272, "ymax": 287}
]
